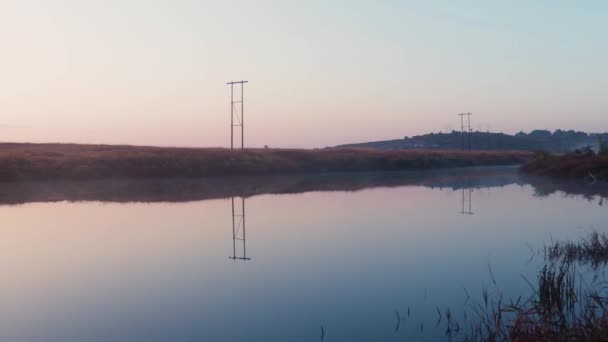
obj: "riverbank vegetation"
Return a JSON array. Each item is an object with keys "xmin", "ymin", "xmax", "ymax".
[
  {"xmin": 459, "ymin": 232, "xmax": 608, "ymax": 341},
  {"xmin": 0, "ymin": 143, "xmax": 530, "ymax": 181},
  {"xmin": 522, "ymin": 145, "xmax": 608, "ymax": 183}
]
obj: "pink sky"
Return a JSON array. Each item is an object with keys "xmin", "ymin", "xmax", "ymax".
[{"xmin": 1, "ymin": 1, "xmax": 607, "ymax": 148}]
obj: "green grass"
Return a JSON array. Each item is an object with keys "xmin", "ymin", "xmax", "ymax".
[{"xmin": 0, "ymin": 143, "xmax": 531, "ymax": 181}]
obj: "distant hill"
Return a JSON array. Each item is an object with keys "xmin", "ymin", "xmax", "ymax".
[{"xmin": 336, "ymin": 130, "xmax": 608, "ymax": 153}]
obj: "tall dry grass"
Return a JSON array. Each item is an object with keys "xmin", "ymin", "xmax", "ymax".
[{"xmin": 0, "ymin": 143, "xmax": 531, "ymax": 181}]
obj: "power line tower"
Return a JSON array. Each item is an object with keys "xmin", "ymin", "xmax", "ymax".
[
  {"xmin": 457, "ymin": 113, "xmax": 473, "ymax": 151},
  {"xmin": 227, "ymin": 80, "xmax": 248, "ymax": 150},
  {"xmin": 230, "ymin": 196, "xmax": 251, "ymax": 261}
]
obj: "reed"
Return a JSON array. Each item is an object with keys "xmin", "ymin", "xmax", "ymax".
[
  {"xmin": 0, "ymin": 143, "xmax": 530, "ymax": 181},
  {"xmin": 456, "ymin": 232, "xmax": 608, "ymax": 341}
]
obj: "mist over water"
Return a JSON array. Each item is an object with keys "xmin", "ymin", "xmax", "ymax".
[{"xmin": 0, "ymin": 167, "xmax": 606, "ymax": 341}]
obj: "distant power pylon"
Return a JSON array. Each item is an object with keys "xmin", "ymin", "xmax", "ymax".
[
  {"xmin": 458, "ymin": 113, "xmax": 473, "ymax": 151},
  {"xmin": 227, "ymin": 80, "xmax": 248, "ymax": 150}
]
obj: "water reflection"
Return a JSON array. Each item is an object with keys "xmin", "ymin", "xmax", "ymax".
[
  {"xmin": 460, "ymin": 188, "xmax": 474, "ymax": 215},
  {"xmin": 0, "ymin": 166, "xmax": 605, "ymax": 209},
  {"xmin": 0, "ymin": 167, "xmax": 606, "ymax": 341},
  {"xmin": 230, "ymin": 197, "xmax": 250, "ymax": 261},
  {"xmin": 0, "ymin": 166, "xmax": 522, "ymax": 205},
  {"xmin": 523, "ymin": 174, "xmax": 608, "ymax": 205}
]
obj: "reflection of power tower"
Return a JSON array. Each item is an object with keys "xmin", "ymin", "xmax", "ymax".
[
  {"xmin": 460, "ymin": 188, "xmax": 474, "ymax": 215},
  {"xmin": 227, "ymin": 80, "xmax": 248, "ymax": 150},
  {"xmin": 458, "ymin": 112, "xmax": 473, "ymax": 151},
  {"xmin": 230, "ymin": 197, "xmax": 251, "ymax": 260}
]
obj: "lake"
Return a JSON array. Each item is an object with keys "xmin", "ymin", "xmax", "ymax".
[{"xmin": 0, "ymin": 166, "xmax": 606, "ymax": 341}]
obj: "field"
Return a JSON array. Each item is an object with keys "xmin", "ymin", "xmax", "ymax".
[{"xmin": 0, "ymin": 143, "xmax": 531, "ymax": 181}]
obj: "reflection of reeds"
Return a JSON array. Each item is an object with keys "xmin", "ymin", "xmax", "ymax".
[
  {"xmin": 5, "ymin": 164, "xmax": 607, "ymax": 206},
  {"xmin": 0, "ymin": 166, "xmax": 521, "ymax": 205},
  {"xmin": 394, "ymin": 310, "xmax": 401, "ymax": 332},
  {"xmin": 544, "ymin": 231, "xmax": 608, "ymax": 270}
]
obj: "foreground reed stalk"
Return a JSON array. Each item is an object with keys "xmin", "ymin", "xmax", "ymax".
[{"xmin": 454, "ymin": 232, "xmax": 608, "ymax": 341}]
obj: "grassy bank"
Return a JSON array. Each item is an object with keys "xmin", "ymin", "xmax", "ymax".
[
  {"xmin": 522, "ymin": 150, "xmax": 608, "ymax": 182},
  {"xmin": 0, "ymin": 143, "xmax": 531, "ymax": 181}
]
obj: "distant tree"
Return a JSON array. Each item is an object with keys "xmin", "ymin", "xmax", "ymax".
[
  {"xmin": 529, "ymin": 130, "xmax": 552, "ymax": 137},
  {"xmin": 340, "ymin": 129, "xmax": 605, "ymax": 152}
]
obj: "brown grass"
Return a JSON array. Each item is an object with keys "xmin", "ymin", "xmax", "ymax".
[
  {"xmin": 460, "ymin": 232, "xmax": 608, "ymax": 342},
  {"xmin": 0, "ymin": 143, "xmax": 531, "ymax": 181}
]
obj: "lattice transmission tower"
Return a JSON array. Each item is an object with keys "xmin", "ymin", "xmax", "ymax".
[{"xmin": 227, "ymin": 80, "xmax": 248, "ymax": 150}]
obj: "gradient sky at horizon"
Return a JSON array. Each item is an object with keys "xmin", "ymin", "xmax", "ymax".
[{"xmin": 1, "ymin": 1, "xmax": 607, "ymax": 148}]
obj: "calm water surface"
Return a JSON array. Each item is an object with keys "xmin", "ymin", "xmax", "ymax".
[{"xmin": 0, "ymin": 167, "xmax": 606, "ymax": 341}]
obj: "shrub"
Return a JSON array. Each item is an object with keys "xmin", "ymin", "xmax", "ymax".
[
  {"xmin": 599, "ymin": 138, "xmax": 608, "ymax": 156},
  {"xmin": 571, "ymin": 145, "xmax": 595, "ymax": 156},
  {"xmin": 533, "ymin": 150, "xmax": 553, "ymax": 161}
]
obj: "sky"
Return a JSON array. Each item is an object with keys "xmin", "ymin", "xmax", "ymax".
[{"xmin": 1, "ymin": 1, "xmax": 607, "ymax": 148}]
